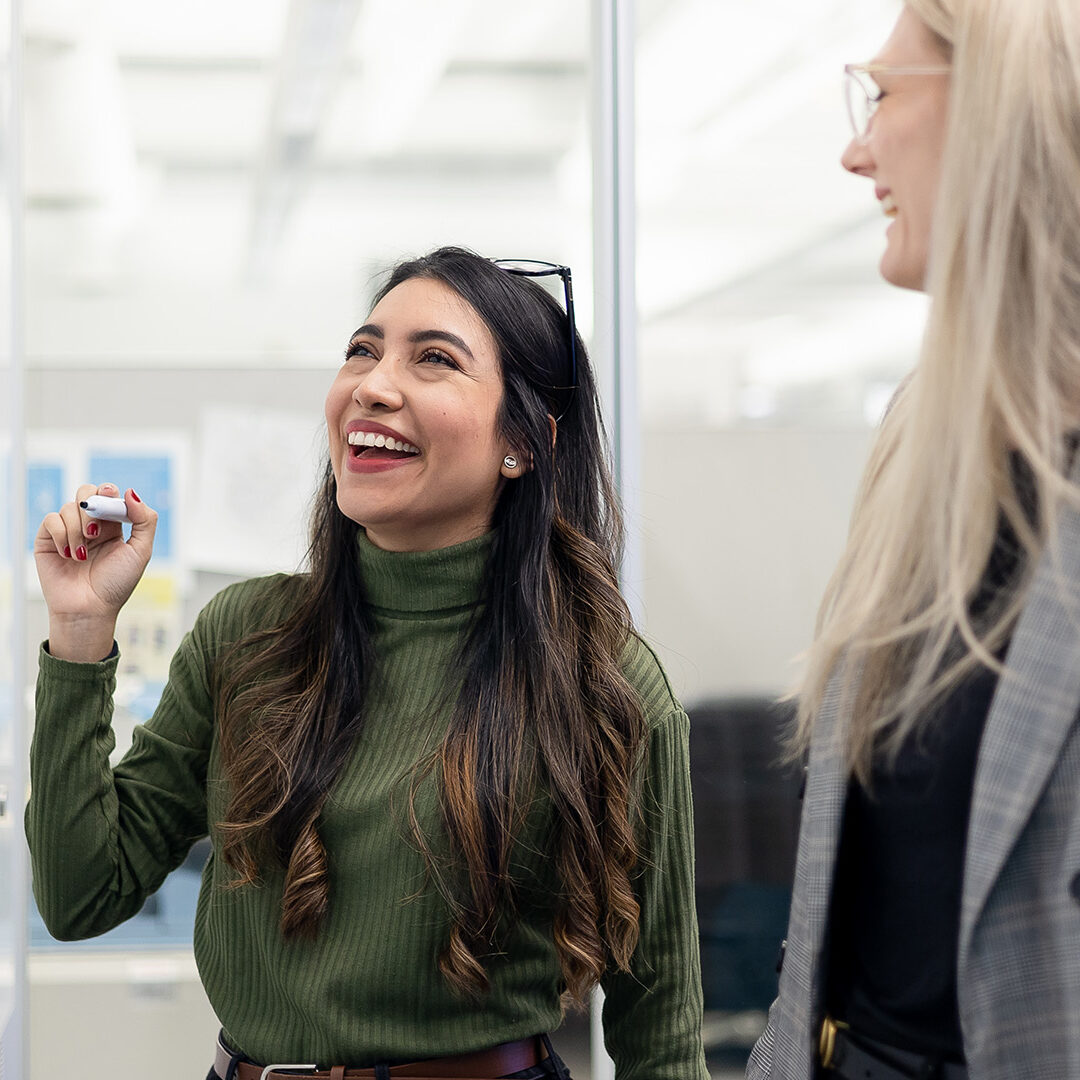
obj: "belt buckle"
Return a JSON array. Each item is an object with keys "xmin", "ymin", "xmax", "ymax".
[
  {"xmin": 259, "ymin": 1065, "xmax": 318, "ymax": 1080},
  {"xmin": 819, "ymin": 1015, "xmax": 849, "ymax": 1070}
]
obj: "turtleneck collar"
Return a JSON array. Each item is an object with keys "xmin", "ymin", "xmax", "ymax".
[{"xmin": 354, "ymin": 528, "xmax": 492, "ymax": 614}]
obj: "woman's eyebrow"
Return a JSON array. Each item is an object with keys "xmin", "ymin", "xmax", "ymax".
[{"xmin": 349, "ymin": 323, "xmax": 383, "ymax": 342}]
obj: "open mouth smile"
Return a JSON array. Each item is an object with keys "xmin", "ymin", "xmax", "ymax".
[
  {"xmin": 344, "ymin": 428, "xmax": 423, "ymax": 473},
  {"xmin": 347, "ymin": 430, "xmax": 421, "ymax": 460}
]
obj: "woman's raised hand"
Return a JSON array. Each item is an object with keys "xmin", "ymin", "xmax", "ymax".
[{"xmin": 34, "ymin": 482, "xmax": 158, "ymax": 661}]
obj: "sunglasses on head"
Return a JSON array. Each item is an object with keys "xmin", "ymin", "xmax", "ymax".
[{"xmin": 492, "ymin": 258, "xmax": 577, "ymax": 419}]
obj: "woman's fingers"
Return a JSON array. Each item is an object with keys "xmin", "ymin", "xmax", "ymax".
[
  {"xmin": 37, "ymin": 511, "xmax": 72, "ymax": 559},
  {"xmin": 38, "ymin": 482, "xmax": 141, "ymax": 562},
  {"xmin": 60, "ymin": 494, "xmax": 91, "ymax": 560},
  {"xmin": 34, "ymin": 482, "xmax": 158, "ymax": 633},
  {"xmin": 122, "ymin": 489, "xmax": 157, "ymax": 563},
  {"xmin": 82, "ymin": 481, "xmax": 125, "ymax": 545}
]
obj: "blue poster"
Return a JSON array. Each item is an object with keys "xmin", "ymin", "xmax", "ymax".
[
  {"xmin": 87, "ymin": 454, "xmax": 173, "ymax": 559},
  {"xmin": 26, "ymin": 464, "xmax": 64, "ymax": 554}
]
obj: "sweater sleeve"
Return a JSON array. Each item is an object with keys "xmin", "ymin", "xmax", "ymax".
[
  {"xmin": 26, "ymin": 595, "xmax": 224, "ymax": 941},
  {"xmin": 601, "ymin": 707, "xmax": 709, "ymax": 1080}
]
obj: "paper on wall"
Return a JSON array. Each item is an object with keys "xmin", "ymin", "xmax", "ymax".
[{"xmin": 190, "ymin": 404, "xmax": 325, "ymax": 576}]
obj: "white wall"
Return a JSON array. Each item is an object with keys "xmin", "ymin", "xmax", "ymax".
[{"xmin": 639, "ymin": 424, "xmax": 874, "ymax": 706}]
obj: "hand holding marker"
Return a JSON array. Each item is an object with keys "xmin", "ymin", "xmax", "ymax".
[
  {"xmin": 33, "ymin": 483, "xmax": 159, "ymax": 662},
  {"xmin": 80, "ymin": 495, "xmax": 132, "ymax": 523}
]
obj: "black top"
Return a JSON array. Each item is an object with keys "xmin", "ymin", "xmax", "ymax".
[
  {"xmin": 825, "ymin": 515, "xmax": 1025, "ymax": 1062},
  {"xmin": 825, "ymin": 667, "xmax": 996, "ymax": 1059}
]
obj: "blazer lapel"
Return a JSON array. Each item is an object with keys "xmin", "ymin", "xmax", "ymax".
[
  {"xmin": 782, "ymin": 669, "xmax": 850, "ymax": 1023},
  {"xmin": 767, "ymin": 668, "xmax": 850, "ymax": 1079},
  {"xmin": 959, "ymin": 490, "xmax": 1080, "ymax": 966}
]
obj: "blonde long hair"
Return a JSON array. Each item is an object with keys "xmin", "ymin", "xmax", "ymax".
[{"xmin": 796, "ymin": 0, "xmax": 1080, "ymax": 780}]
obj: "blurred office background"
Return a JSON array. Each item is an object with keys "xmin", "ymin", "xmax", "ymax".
[{"xmin": 0, "ymin": 0, "xmax": 927, "ymax": 1077}]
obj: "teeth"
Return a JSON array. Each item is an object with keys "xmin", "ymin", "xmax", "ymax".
[
  {"xmin": 347, "ymin": 431, "xmax": 420, "ymax": 454},
  {"xmin": 881, "ymin": 194, "xmax": 898, "ymax": 217}
]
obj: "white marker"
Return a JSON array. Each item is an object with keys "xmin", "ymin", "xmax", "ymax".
[{"xmin": 80, "ymin": 495, "xmax": 131, "ymax": 524}]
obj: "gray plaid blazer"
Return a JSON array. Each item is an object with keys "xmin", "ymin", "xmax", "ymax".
[{"xmin": 747, "ymin": 496, "xmax": 1080, "ymax": 1080}]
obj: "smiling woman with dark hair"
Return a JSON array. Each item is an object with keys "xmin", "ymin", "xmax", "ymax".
[{"xmin": 27, "ymin": 247, "xmax": 708, "ymax": 1080}]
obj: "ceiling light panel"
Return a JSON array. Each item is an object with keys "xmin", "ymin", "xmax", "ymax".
[
  {"xmin": 447, "ymin": 0, "xmax": 586, "ymax": 64},
  {"xmin": 106, "ymin": 0, "xmax": 290, "ymax": 59},
  {"xmin": 122, "ymin": 69, "xmax": 274, "ymax": 163},
  {"xmin": 320, "ymin": 66, "xmax": 584, "ymax": 163}
]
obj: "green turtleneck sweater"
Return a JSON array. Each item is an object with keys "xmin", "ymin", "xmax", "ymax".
[{"xmin": 27, "ymin": 532, "xmax": 706, "ymax": 1078}]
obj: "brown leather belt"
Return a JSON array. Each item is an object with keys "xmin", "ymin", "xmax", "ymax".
[{"xmin": 213, "ymin": 1033, "xmax": 546, "ymax": 1080}]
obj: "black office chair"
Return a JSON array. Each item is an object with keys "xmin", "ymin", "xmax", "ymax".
[{"xmin": 689, "ymin": 697, "xmax": 801, "ymax": 1024}]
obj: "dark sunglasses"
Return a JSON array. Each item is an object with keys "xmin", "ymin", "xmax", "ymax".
[{"xmin": 492, "ymin": 258, "xmax": 577, "ymax": 417}]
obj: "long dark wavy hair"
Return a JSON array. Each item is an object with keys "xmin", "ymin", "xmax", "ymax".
[{"xmin": 213, "ymin": 247, "xmax": 646, "ymax": 1002}]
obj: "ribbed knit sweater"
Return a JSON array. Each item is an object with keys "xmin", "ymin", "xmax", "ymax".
[{"xmin": 27, "ymin": 531, "xmax": 706, "ymax": 1079}]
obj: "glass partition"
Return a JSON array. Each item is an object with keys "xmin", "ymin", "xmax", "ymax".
[
  {"xmin": 22, "ymin": 1, "xmax": 598, "ymax": 1078},
  {"xmin": 636, "ymin": 0, "xmax": 923, "ymax": 703},
  {"xmin": 1, "ymin": 0, "xmax": 26, "ymax": 1071},
  {"xmin": 635, "ymin": 0, "xmax": 918, "ymax": 1068}
]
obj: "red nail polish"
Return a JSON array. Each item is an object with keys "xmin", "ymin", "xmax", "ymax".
[
  {"xmin": 76, "ymin": 546, "xmax": 87, "ymax": 561},
  {"xmin": 63, "ymin": 545, "xmax": 71, "ymax": 558},
  {"xmin": 130, "ymin": 490, "xmax": 141, "ymax": 503},
  {"xmin": 86, "ymin": 522, "xmax": 99, "ymax": 537}
]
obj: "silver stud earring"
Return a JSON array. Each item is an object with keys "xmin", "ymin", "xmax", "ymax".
[{"xmin": 503, "ymin": 455, "xmax": 518, "ymax": 470}]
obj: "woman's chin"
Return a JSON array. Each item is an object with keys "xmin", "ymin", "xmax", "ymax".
[{"xmin": 879, "ymin": 249, "xmax": 928, "ymax": 293}]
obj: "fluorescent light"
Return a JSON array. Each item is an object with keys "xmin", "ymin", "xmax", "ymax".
[
  {"xmin": 274, "ymin": 0, "xmax": 360, "ymax": 136},
  {"xmin": 347, "ymin": 0, "xmax": 479, "ymax": 153}
]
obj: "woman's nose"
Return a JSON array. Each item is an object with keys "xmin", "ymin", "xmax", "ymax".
[
  {"xmin": 352, "ymin": 360, "xmax": 404, "ymax": 410},
  {"xmin": 841, "ymin": 132, "xmax": 873, "ymax": 177}
]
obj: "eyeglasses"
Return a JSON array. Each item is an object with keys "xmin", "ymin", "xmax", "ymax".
[
  {"xmin": 843, "ymin": 63, "xmax": 950, "ymax": 141},
  {"xmin": 492, "ymin": 259, "xmax": 577, "ymax": 414}
]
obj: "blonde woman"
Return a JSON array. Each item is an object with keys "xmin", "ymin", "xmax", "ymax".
[{"xmin": 748, "ymin": 2, "xmax": 1080, "ymax": 1078}]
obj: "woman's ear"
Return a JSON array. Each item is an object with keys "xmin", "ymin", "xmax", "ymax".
[
  {"xmin": 501, "ymin": 452, "xmax": 528, "ymax": 478},
  {"xmin": 502, "ymin": 416, "xmax": 557, "ymax": 479}
]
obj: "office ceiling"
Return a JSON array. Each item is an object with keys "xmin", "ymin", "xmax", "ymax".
[{"xmin": 22, "ymin": 0, "xmax": 918, "ymax": 422}]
